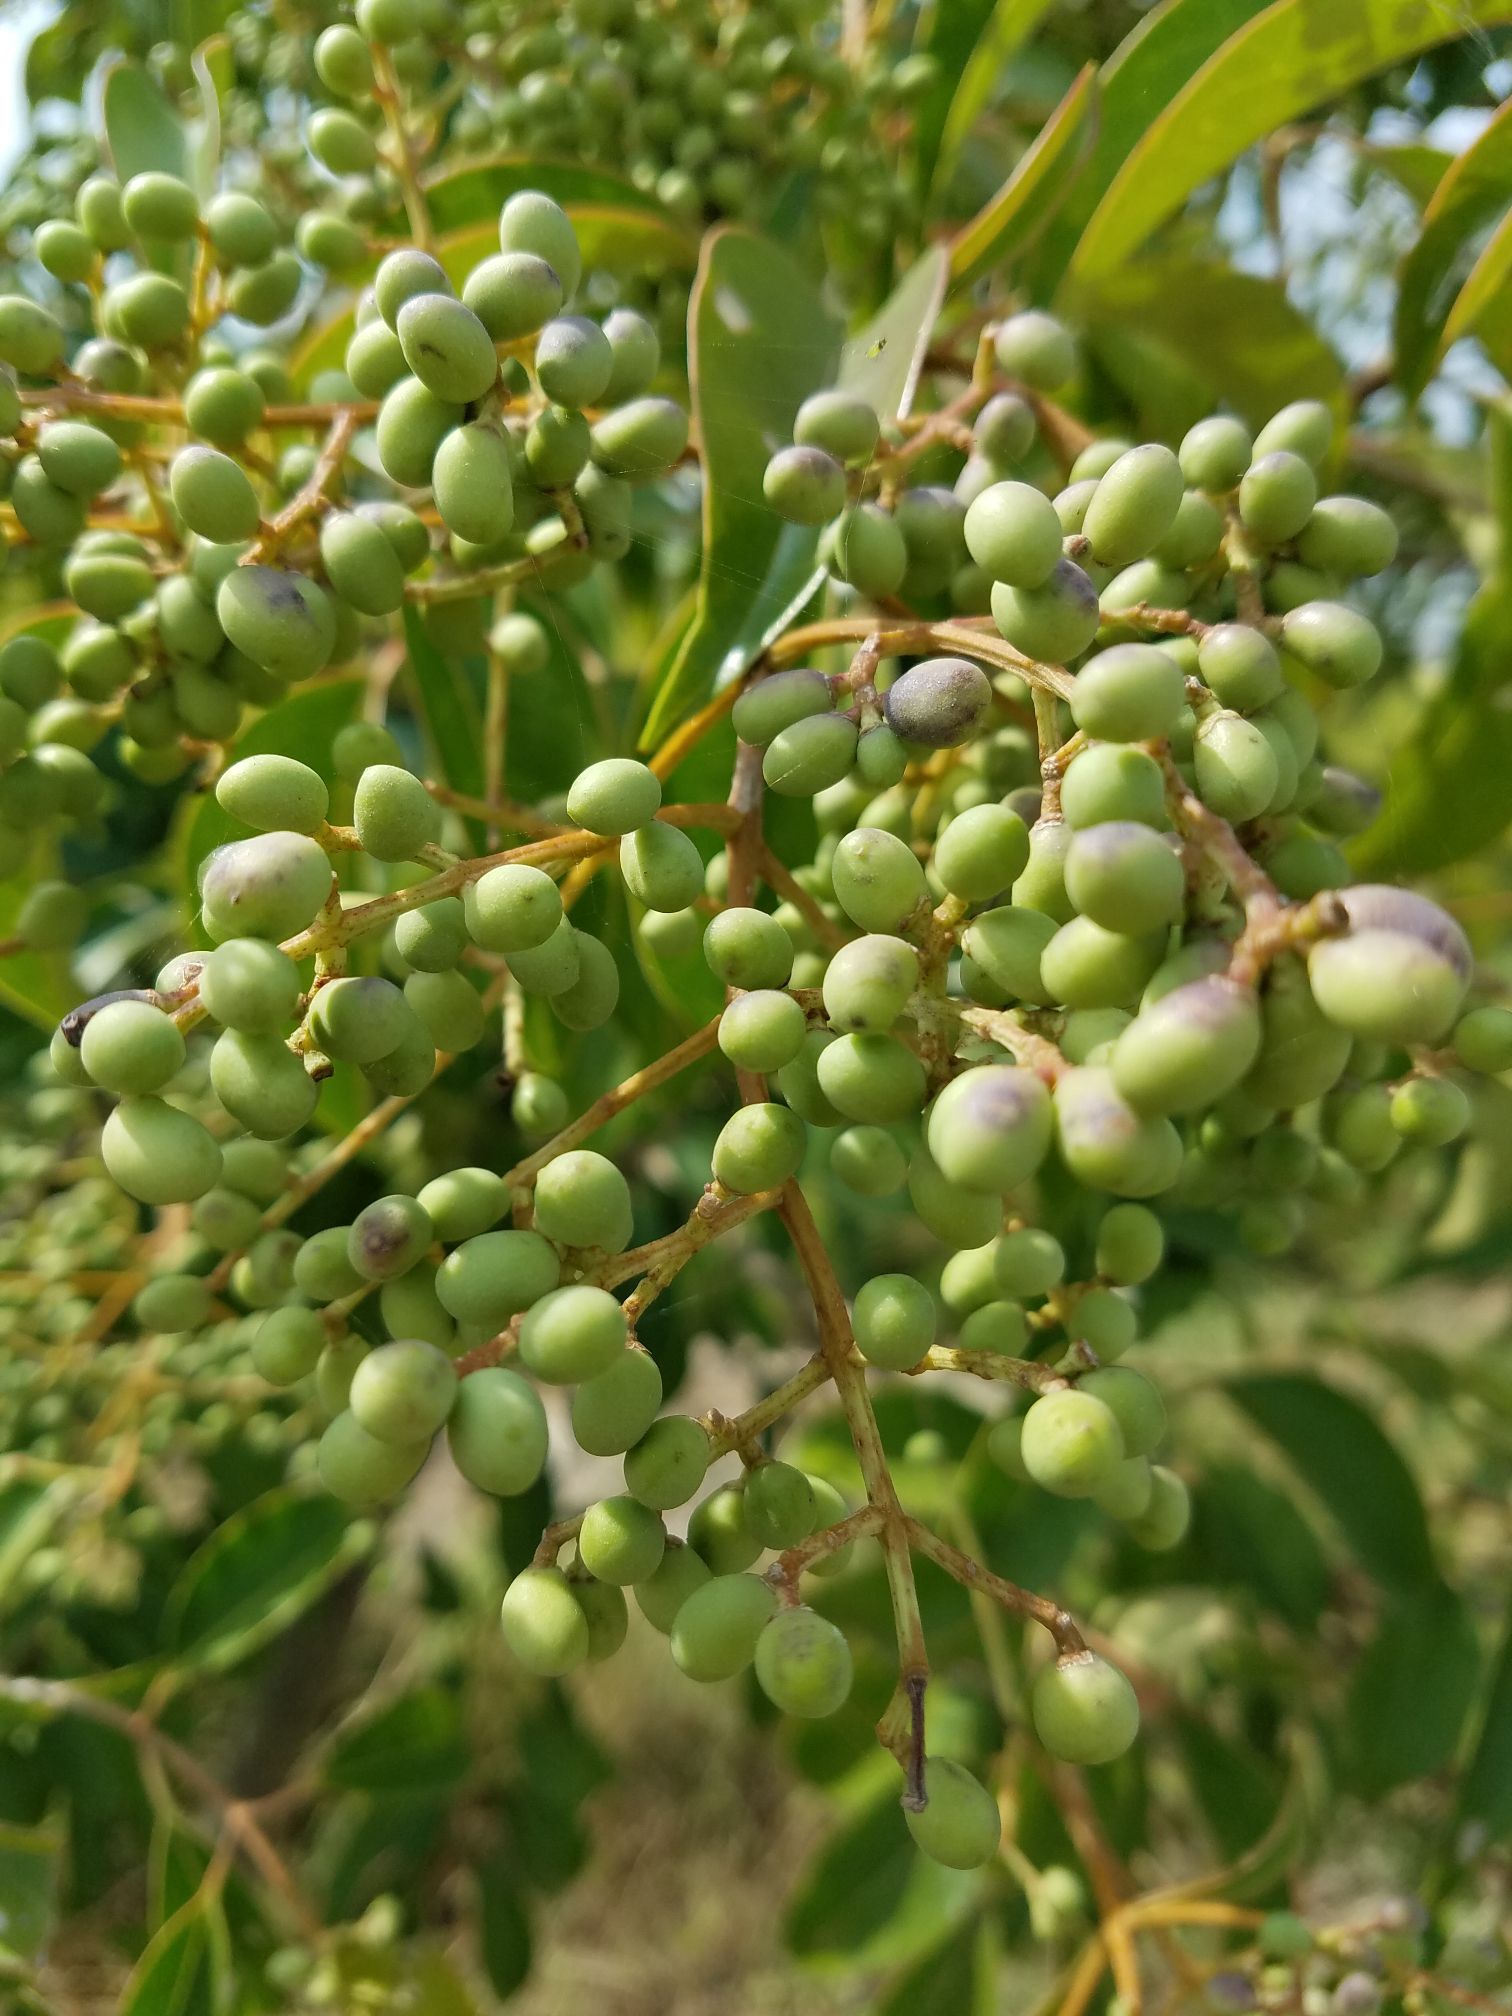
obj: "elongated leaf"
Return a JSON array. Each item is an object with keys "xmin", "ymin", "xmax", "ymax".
[
  {"xmin": 102, "ymin": 61, "xmax": 189, "ymax": 185},
  {"xmin": 840, "ymin": 242, "xmax": 949, "ymax": 424},
  {"xmin": 0, "ymin": 1815, "xmax": 64, "ymax": 1963},
  {"xmin": 950, "ymin": 63, "xmax": 1097, "ymax": 290},
  {"xmin": 1395, "ymin": 100, "xmax": 1512, "ymax": 395},
  {"xmin": 120, "ymin": 1898, "xmax": 214, "ymax": 2016},
  {"xmin": 876, "ymin": 1913, "xmax": 997, "ymax": 2016},
  {"xmin": 1071, "ymin": 0, "xmax": 1512, "ymax": 285},
  {"xmin": 1370, "ymin": 141, "xmax": 1457, "ymax": 209},
  {"xmin": 1353, "ymin": 582, "xmax": 1512, "ymax": 877},
  {"xmin": 1029, "ymin": 0, "xmax": 1269, "ymax": 291},
  {"xmin": 403, "ymin": 606, "xmax": 487, "ymax": 853},
  {"xmin": 1439, "ymin": 200, "xmax": 1512, "ymax": 366},
  {"xmin": 177, "ymin": 675, "xmax": 364, "ymax": 916},
  {"xmin": 1459, "ymin": 1612, "xmax": 1512, "ymax": 1838},
  {"xmin": 915, "ymin": 0, "xmax": 998, "ymax": 195},
  {"xmin": 1193, "ymin": 1463, "xmax": 1330, "ymax": 1629},
  {"xmin": 1078, "ymin": 257, "xmax": 1345, "ymax": 433},
  {"xmin": 1226, "ymin": 1374, "xmax": 1437, "ymax": 1592},
  {"xmin": 165, "ymin": 1487, "xmax": 372, "ymax": 1673},
  {"xmin": 786, "ymin": 1789, "xmax": 937, "ymax": 1959},
  {"xmin": 933, "ymin": 0, "xmax": 1059, "ymax": 197},
  {"xmin": 637, "ymin": 227, "xmax": 843, "ymax": 749},
  {"xmin": 477, "ymin": 1855, "xmax": 533, "ymax": 2000},
  {"xmin": 1346, "ymin": 1583, "xmax": 1481, "ymax": 1795},
  {"xmin": 421, "ymin": 156, "xmax": 675, "ymax": 234},
  {"xmin": 325, "ymin": 1688, "xmax": 469, "ymax": 1795}
]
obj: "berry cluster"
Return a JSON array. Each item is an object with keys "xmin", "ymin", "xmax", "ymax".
[
  {"xmin": 0, "ymin": 188, "xmax": 685, "ymax": 932},
  {"xmin": 4, "ymin": 5, "xmax": 1504, "ymax": 1880}
]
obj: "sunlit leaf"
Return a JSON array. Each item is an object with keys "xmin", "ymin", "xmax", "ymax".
[
  {"xmin": 949, "ymin": 63, "xmax": 1097, "ymax": 291},
  {"xmin": 1070, "ymin": 0, "xmax": 1512, "ymax": 285}
]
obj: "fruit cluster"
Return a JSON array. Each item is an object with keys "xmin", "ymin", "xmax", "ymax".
[
  {"xmin": 0, "ymin": 186, "xmax": 686, "ymax": 927},
  {"xmin": 4, "ymin": 5, "xmax": 1504, "ymax": 1873}
]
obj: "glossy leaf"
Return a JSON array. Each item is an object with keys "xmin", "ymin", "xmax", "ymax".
[
  {"xmin": 637, "ymin": 227, "xmax": 842, "ymax": 750},
  {"xmin": 1030, "ymin": 0, "xmax": 1269, "ymax": 290},
  {"xmin": 949, "ymin": 63, "xmax": 1097, "ymax": 291},
  {"xmin": 1071, "ymin": 0, "xmax": 1512, "ymax": 284},
  {"xmin": 1394, "ymin": 100, "xmax": 1512, "ymax": 394},
  {"xmin": 325, "ymin": 1687, "xmax": 469, "ymax": 1795},
  {"xmin": 165, "ymin": 1486, "xmax": 373, "ymax": 1673},
  {"xmin": 1439, "ymin": 200, "xmax": 1512, "ymax": 367},
  {"xmin": 1079, "ymin": 257, "xmax": 1345, "ymax": 434},
  {"xmin": 842, "ymin": 242, "xmax": 950, "ymax": 425},
  {"xmin": 102, "ymin": 60, "xmax": 190, "ymax": 186},
  {"xmin": 935, "ymin": 0, "xmax": 1060, "ymax": 198},
  {"xmin": 1226, "ymin": 1374, "xmax": 1438, "ymax": 1592},
  {"xmin": 1346, "ymin": 1582, "xmax": 1481, "ymax": 1795}
]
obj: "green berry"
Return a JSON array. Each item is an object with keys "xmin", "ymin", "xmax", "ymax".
[
  {"xmin": 318, "ymin": 1410, "xmax": 428, "ymax": 1506},
  {"xmin": 568, "ymin": 757, "xmax": 662, "ymax": 835},
  {"xmin": 501, "ymin": 1565, "xmax": 588, "ymax": 1676},
  {"xmin": 79, "ymin": 999, "xmax": 185, "ymax": 1095},
  {"xmin": 579, "ymin": 1494, "xmax": 666, "ymax": 1584},
  {"xmin": 904, "ymin": 1757, "xmax": 1001, "ymax": 1869},
  {"xmin": 1031, "ymin": 1650, "xmax": 1139, "ymax": 1764},
  {"xmin": 754, "ymin": 1606, "xmax": 852, "ymax": 1716},
  {"xmin": 854, "ymin": 1272, "xmax": 936, "ymax": 1370},
  {"xmin": 534, "ymin": 1148, "xmax": 633, "ymax": 1251},
  {"xmin": 670, "ymin": 1572, "xmax": 776, "ymax": 1681},
  {"xmin": 349, "ymin": 1337, "xmax": 456, "ymax": 1444}
]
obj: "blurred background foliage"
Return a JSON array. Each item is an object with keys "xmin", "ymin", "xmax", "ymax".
[{"xmin": 0, "ymin": 0, "xmax": 1509, "ymax": 2012}]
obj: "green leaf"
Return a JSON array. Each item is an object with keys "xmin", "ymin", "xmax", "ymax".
[
  {"xmin": 914, "ymin": 0, "xmax": 998, "ymax": 195},
  {"xmin": 1226, "ymin": 1374, "xmax": 1437, "ymax": 1592},
  {"xmin": 477, "ymin": 1856, "xmax": 533, "ymax": 2000},
  {"xmin": 1352, "ymin": 582, "xmax": 1512, "ymax": 878},
  {"xmin": 0, "ymin": 1815, "xmax": 64, "ymax": 1964},
  {"xmin": 1368, "ymin": 141, "xmax": 1456, "ymax": 210},
  {"xmin": 0, "ymin": 861, "xmax": 75, "ymax": 1033},
  {"xmin": 1459, "ymin": 1612, "xmax": 1512, "ymax": 1839},
  {"xmin": 1070, "ymin": 0, "xmax": 1512, "ymax": 285},
  {"xmin": 785, "ymin": 1791, "xmax": 914, "ymax": 1956},
  {"xmin": 403, "ymin": 605, "xmax": 487, "ymax": 853},
  {"xmin": 102, "ymin": 60, "xmax": 190, "ymax": 186},
  {"xmin": 875, "ymin": 1913, "xmax": 997, "ymax": 2016},
  {"xmin": 1439, "ymin": 200, "xmax": 1512, "ymax": 371},
  {"xmin": 119, "ymin": 1898, "xmax": 215, "ymax": 2016},
  {"xmin": 1346, "ymin": 1583, "xmax": 1481, "ymax": 1795},
  {"xmin": 1175, "ymin": 1717, "xmax": 1285, "ymax": 1863},
  {"xmin": 177, "ymin": 675, "xmax": 364, "ymax": 921},
  {"xmin": 1394, "ymin": 100, "xmax": 1512, "ymax": 395},
  {"xmin": 1076, "ymin": 258, "xmax": 1345, "ymax": 434},
  {"xmin": 1027, "ymin": 0, "xmax": 1270, "ymax": 291},
  {"xmin": 164, "ymin": 1486, "xmax": 373, "ymax": 1674},
  {"xmin": 421, "ymin": 157, "xmax": 679, "ymax": 235},
  {"xmin": 931, "ymin": 0, "xmax": 1059, "ymax": 198},
  {"xmin": 842, "ymin": 243, "xmax": 950, "ymax": 424},
  {"xmin": 1193, "ymin": 1463, "xmax": 1330, "ymax": 1629},
  {"xmin": 949, "ymin": 62, "xmax": 1097, "ymax": 291},
  {"xmin": 637, "ymin": 227, "xmax": 843, "ymax": 750},
  {"xmin": 325, "ymin": 1687, "xmax": 469, "ymax": 1795}
]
